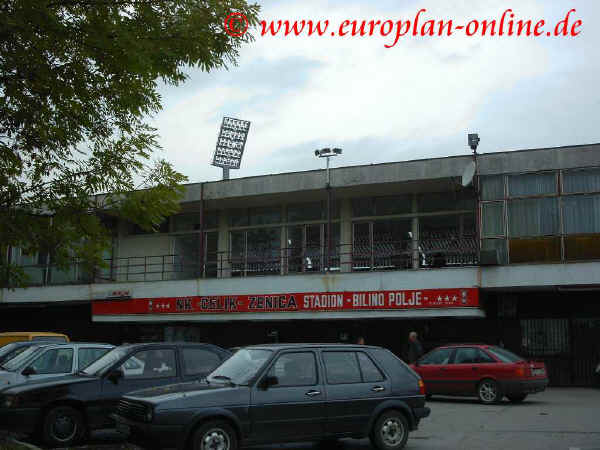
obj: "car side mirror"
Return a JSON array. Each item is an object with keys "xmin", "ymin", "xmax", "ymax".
[
  {"xmin": 107, "ymin": 368, "xmax": 124, "ymax": 384},
  {"xmin": 22, "ymin": 366, "xmax": 36, "ymax": 376},
  {"xmin": 261, "ymin": 376, "xmax": 279, "ymax": 390}
]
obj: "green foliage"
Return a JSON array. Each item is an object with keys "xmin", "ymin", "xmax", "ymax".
[{"xmin": 0, "ymin": 0, "xmax": 260, "ymax": 288}]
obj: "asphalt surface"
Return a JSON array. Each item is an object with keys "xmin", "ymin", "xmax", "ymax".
[{"xmin": 11, "ymin": 388, "xmax": 600, "ymax": 450}]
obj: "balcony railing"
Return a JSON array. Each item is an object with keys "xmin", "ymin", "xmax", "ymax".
[{"xmin": 15, "ymin": 236, "xmax": 479, "ymax": 286}]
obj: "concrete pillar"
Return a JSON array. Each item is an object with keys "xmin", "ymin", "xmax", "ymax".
[
  {"xmin": 412, "ymin": 194, "xmax": 419, "ymax": 269},
  {"xmin": 217, "ymin": 210, "xmax": 231, "ymax": 278},
  {"xmin": 340, "ymin": 198, "xmax": 352, "ymax": 273},
  {"xmin": 281, "ymin": 205, "xmax": 287, "ymax": 275}
]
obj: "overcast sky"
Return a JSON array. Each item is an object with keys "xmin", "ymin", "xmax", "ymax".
[{"xmin": 151, "ymin": 0, "xmax": 599, "ymax": 184}]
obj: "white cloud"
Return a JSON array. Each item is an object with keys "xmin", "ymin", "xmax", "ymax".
[{"xmin": 153, "ymin": 0, "xmax": 597, "ymax": 182}]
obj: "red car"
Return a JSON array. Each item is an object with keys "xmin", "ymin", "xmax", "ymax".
[{"xmin": 410, "ymin": 344, "xmax": 548, "ymax": 404}]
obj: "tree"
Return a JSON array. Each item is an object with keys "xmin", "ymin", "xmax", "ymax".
[{"xmin": 0, "ymin": 0, "xmax": 260, "ymax": 287}]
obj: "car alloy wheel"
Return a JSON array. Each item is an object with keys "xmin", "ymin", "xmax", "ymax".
[
  {"xmin": 201, "ymin": 428, "xmax": 229, "ymax": 450},
  {"xmin": 42, "ymin": 405, "xmax": 85, "ymax": 447},
  {"xmin": 52, "ymin": 413, "xmax": 77, "ymax": 442},
  {"xmin": 381, "ymin": 417, "xmax": 405, "ymax": 446},
  {"xmin": 478, "ymin": 379, "xmax": 500, "ymax": 404},
  {"xmin": 371, "ymin": 411, "xmax": 409, "ymax": 450},
  {"xmin": 193, "ymin": 420, "xmax": 238, "ymax": 450}
]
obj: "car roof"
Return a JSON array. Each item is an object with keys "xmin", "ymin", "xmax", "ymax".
[
  {"xmin": 244, "ymin": 343, "xmax": 380, "ymax": 350},
  {"xmin": 437, "ymin": 343, "xmax": 491, "ymax": 348},
  {"xmin": 34, "ymin": 342, "xmax": 114, "ymax": 350},
  {"xmin": 117, "ymin": 342, "xmax": 225, "ymax": 349}
]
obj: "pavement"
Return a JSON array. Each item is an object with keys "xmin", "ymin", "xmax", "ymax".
[{"xmin": 5, "ymin": 388, "xmax": 600, "ymax": 450}]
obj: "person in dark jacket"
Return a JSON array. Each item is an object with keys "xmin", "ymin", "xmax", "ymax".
[{"xmin": 407, "ymin": 331, "xmax": 424, "ymax": 364}]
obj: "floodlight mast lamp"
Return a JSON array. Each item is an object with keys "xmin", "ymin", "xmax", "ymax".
[
  {"xmin": 468, "ymin": 133, "xmax": 482, "ymax": 261},
  {"xmin": 315, "ymin": 147, "xmax": 342, "ymax": 271}
]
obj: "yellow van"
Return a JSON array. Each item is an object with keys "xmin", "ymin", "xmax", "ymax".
[{"xmin": 0, "ymin": 332, "xmax": 70, "ymax": 347}]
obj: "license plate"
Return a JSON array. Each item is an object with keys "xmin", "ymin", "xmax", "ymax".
[
  {"xmin": 532, "ymin": 368, "xmax": 545, "ymax": 376},
  {"xmin": 116, "ymin": 422, "xmax": 130, "ymax": 435}
]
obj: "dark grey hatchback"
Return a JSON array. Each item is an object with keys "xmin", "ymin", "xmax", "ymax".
[{"xmin": 113, "ymin": 344, "xmax": 430, "ymax": 450}]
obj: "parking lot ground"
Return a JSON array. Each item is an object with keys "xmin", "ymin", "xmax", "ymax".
[{"xmin": 6, "ymin": 388, "xmax": 600, "ymax": 450}]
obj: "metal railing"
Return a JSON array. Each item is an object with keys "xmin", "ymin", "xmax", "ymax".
[{"xmin": 15, "ymin": 236, "xmax": 478, "ymax": 285}]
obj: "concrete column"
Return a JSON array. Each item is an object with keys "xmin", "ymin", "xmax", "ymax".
[
  {"xmin": 340, "ymin": 198, "xmax": 352, "ymax": 273},
  {"xmin": 217, "ymin": 210, "xmax": 231, "ymax": 278},
  {"xmin": 281, "ymin": 205, "xmax": 287, "ymax": 275},
  {"xmin": 412, "ymin": 194, "xmax": 419, "ymax": 269}
]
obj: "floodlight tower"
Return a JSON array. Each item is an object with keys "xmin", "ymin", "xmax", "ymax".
[
  {"xmin": 211, "ymin": 117, "xmax": 252, "ymax": 180},
  {"xmin": 467, "ymin": 133, "xmax": 481, "ymax": 262},
  {"xmin": 315, "ymin": 148, "xmax": 343, "ymax": 271}
]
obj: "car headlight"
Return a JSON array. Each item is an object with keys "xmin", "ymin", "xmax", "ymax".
[
  {"xmin": 1, "ymin": 395, "xmax": 19, "ymax": 408},
  {"xmin": 145, "ymin": 405, "xmax": 154, "ymax": 423}
]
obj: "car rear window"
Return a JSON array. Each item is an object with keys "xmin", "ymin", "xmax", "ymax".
[
  {"xmin": 32, "ymin": 336, "xmax": 68, "ymax": 342},
  {"xmin": 486, "ymin": 346, "xmax": 524, "ymax": 363},
  {"xmin": 370, "ymin": 348, "xmax": 420, "ymax": 381}
]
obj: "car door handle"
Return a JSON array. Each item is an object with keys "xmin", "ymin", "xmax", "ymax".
[
  {"xmin": 371, "ymin": 386, "xmax": 385, "ymax": 392},
  {"xmin": 305, "ymin": 390, "xmax": 321, "ymax": 397}
]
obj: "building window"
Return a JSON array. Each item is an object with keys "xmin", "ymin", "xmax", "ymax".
[
  {"xmin": 287, "ymin": 202, "xmax": 323, "ymax": 222},
  {"xmin": 172, "ymin": 212, "xmax": 217, "ymax": 231},
  {"xmin": 481, "ymin": 239, "xmax": 508, "ymax": 265},
  {"xmin": 507, "ymin": 172, "xmax": 557, "ymax": 197},
  {"xmin": 130, "ymin": 219, "xmax": 169, "ymax": 235},
  {"xmin": 563, "ymin": 194, "xmax": 600, "ymax": 234},
  {"xmin": 172, "ymin": 232, "xmax": 218, "ymax": 279},
  {"xmin": 420, "ymin": 214, "xmax": 477, "ymax": 267},
  {"xmin": 481, "ymin": 202, "xmax": 504, "ymax": 237},
  {"xmin": 352, "ymin": 198, "xmax": 375, "ymax": 217},
  {"xmin": 562, "ymin": 168, "xmax": 600, "ymax": 194},
  {"xmin": 508, "ymin": 198, "xmax": 559, "ymax": 237},
  {"xmin": 509, "ymin": 237, "xmax": 562, "ymax": 263},
  {"xmin": 480, "ymin": 175, "xmax": 505, "ymax": 201},
  {"xmin": 230, "ymin": 228, "xmax": 281, "ymax": 276},
  {"xmin": 287, "ymin": 223, "xmax": 340, "ymax": 273},
  {"xmin": 249, "ymin": 206, "xmax": 281, "ymax": 226},
  {"xmin": 373, "ymin": 195, "xmax": 412, "ymax": 216}
]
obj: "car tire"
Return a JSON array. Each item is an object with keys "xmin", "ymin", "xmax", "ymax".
[
  {"xmin": 507, "ymin": 394, "xmax": 528, "ymax": 403},
  {"xmin": 370, "ymin": 410, "xmax": 409, "ymax": 450},
  {"xmin": 477, "ymin": 379, "xmax": 501, "ymax": 404},
  {"xmin": 192, "ymin": 420, "xmax": 238, "ymax": 450},
  {"xmin": 42, "ymin": 405, "xmax": 86, "ymax": 447}
]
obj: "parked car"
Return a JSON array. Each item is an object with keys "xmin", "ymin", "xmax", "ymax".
[
  {"xmin": 410, "ymin": 343, "xmax": 548, "ymax": 404},
  {"xmin": 0, "ymin": 332, "xmax": 69, "ymax": 346},
  {"xmin": 0, "ymin": 342, "xmax": 113, "ymax": 388},
  {"xmin": 0, "ymin": 342, "xmax": 230, "ymax": 447},
  {"xmin": 113, "ymin": 344, "xmax": 431, "ymax": 450},
  {"xmin": 0, "ymin": 341, "xmax": 48, "ymax": 366}
]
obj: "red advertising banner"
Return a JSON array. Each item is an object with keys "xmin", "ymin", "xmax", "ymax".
[{"xmin": 92, "ymin": 288, "xmax": 479, "ymax": 316}]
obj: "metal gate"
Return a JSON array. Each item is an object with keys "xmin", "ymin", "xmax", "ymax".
[{"xmin": 520, "ymin": 318, "xmax": 600, "ymax": 386}]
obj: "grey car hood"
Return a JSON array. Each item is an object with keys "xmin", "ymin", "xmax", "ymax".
[{"xmin": 126, "ymin": 380, "xmax": 249, "ymax": 407}]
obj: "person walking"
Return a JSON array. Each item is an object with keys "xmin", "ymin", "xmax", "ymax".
[{"xmin": 407, "ymin": 331, "xmax": 424, "ymax": 364}]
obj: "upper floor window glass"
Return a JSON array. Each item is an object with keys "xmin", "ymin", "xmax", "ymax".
[
  {"xmin": 249, "ymin": 206, "xmax": 281, "ymax": 225},
  {"xmin": 563, "ymin": 168, "xmax": 600, "ymax": 194},
  {"xmin": 287, "ymin": 202, "xmax": 323, "ymax": 222},
  {"xmin": 173, "ymin": 212, "xmax": 217, "ymax": 231},
  {"xmin": 480, "ymin": 175, "xmax": 505, "ymax": 201},
  {"xmin": 374, "ymin": 195, "xmax": 412, "ymax": 216},
  {"xmin": 508, "ymin": 172, "xmax": 557, "ymax": 197},
  {"xmin": 508, "ymin": 197, "xmax": 559, "ymax": 237}
]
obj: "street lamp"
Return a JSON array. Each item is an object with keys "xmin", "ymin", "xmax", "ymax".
[{"xmin": 315, "ymin": 148, "xmax": 342, "ymax": 271}]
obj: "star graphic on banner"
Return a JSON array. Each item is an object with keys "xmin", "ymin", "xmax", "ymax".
[
  {"xmin": 452, "ymin": 295, "xmax": 458, "ymax": 301},
  {"xmin": 445, "ymin": 295, "xmax": 450, "ymax": 301},
  {"xmin": 437, "ymin": 295, "xmax": 442, "ymax": 301}
]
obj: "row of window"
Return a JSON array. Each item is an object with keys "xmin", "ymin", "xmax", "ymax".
[
  {"xmin": 480, "ymin": 167, "xmax": 600, "ymax": 200},
  {"xmin": 267, "ymin": 351, "xmax": 385, "ymax": 387}
]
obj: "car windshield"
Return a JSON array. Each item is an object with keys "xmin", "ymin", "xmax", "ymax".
[
  {"xmin": 486, "ymin": 346, "xmax": 524, "ymax": 363},
  {"xmin": 1, "ymin": 346, "xmax": 46, "ymax": 371},
  {"xmin": 207, "ymin": 348, "xmax": 272, "ymax": 385},
  {"xmin": 81, "ymin": 347, "xmax": 129, "ymax": 376},
  {"xmin": 0, "ymin": 345, "xmax": 32, "ymax": 365}
]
